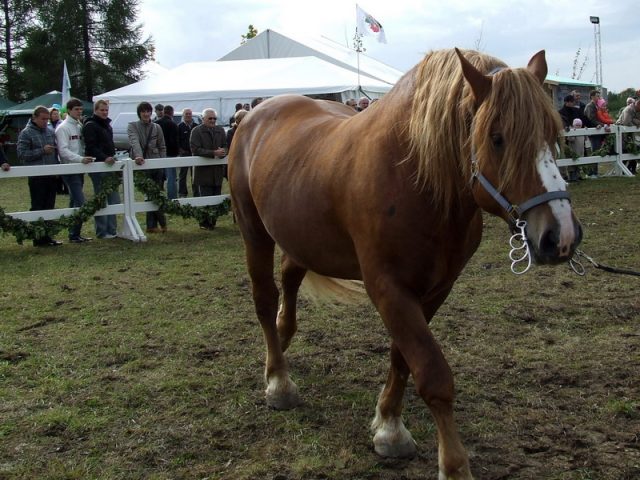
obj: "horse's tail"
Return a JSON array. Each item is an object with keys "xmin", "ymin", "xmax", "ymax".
[{"xmin": 301, "ymin": 271, "xmax": 367, "ymax": 305}]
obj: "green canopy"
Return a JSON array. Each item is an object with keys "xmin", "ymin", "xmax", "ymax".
[
  {"xmin": 0, "ymin": 97, "xmax": 16, "ymax": 110},
  {"xmin": 5, "ymin": 90, "xmax": 93, "ymax": 115}
]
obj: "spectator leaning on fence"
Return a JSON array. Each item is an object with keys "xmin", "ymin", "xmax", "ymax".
[
  {"xmin": 128, "ymin": 101, "xmax": 168, "ymax": 234},
  {"xmin": 55, "ymin": 97, "xmax": 95, "ymax": 243},
  {"xmin": 82, "ymin": 99, "xmax": 120, "ymax": 239},
  {"xmin": 17, "ymin": 105, "xmax": 63, "ymax": 247},
  {"xmin": 190, "ymin": 108, "xmax": 226, "ymax": 230},
  {"xmin": 177, "ymin": 108, "xmax": 197, "ymax": 198},
  {"xmin": 155, "ymin": 105, "xmax": 179, "ymax": 200}
]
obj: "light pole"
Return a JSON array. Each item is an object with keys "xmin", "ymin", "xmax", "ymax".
[{"xmin": 590, "ymin": 16, "xmax": 602, "ymax": 88}]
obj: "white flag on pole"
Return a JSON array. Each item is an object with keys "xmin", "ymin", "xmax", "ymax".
[
  {"xmin": 61, "ymin": 61, "xmax": 71, "ymax": 107},
  {"xmin": 356, "ymin": 4, "xmax": 387, "ymax": 44}
]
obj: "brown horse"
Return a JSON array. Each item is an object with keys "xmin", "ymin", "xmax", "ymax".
[{"xmin": 228, "ymin": 48, "xmax": 582, "ymax": 479}]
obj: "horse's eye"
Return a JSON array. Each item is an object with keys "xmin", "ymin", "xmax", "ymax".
[{"xmin": 491, "ymin": 133, "xmax": 504, "ymax": 148}]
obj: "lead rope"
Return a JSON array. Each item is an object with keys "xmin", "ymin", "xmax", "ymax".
[
  {"xmin": 570, "ymin": 249, "xmax": 640, "ymax": 277},
  {"xmin": 509, "ymin": 220, "xmax": 532, "ymax": 274}
]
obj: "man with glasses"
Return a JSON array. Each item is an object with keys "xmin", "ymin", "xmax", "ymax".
[{"xmin": 190, "ymin": 108, "xmax": 227, "ymax": 229}]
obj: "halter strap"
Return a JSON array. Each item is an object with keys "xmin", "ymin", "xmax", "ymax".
[{"xmin": 474, "ymin": 169, "xmax": 571, "ymax": 221}]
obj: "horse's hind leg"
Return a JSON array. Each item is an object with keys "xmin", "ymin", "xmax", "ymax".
[
  {"xmin": 277, "ymin": 254, "xmax": 306, "ymax": 352},
  {"xmin": 372, "ymin": 342, "xmax": 417, "ymax": 458},
  {"xmin": 245, "ymin": 240, "xmax": 300, "ymax": 410}
]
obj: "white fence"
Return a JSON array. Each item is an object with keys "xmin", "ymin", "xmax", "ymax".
[
  {"xmin": 1, "ymin": 152, "xmax": 229, "ymax": 242},
  {"xmin": 557, "ymin": 124, "xmax": 640, "ymax": 176},
  {"xmin": 2, "ymin": 125, "xmax": 638, "ymax": 243}
]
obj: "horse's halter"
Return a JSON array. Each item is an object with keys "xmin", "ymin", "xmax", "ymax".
[{"xmin": 469, "ymin": 68, "xmax": 571, "ymax": 274}]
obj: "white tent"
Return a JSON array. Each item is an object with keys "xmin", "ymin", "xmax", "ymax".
[
  {"xmin": 94, "ymin": 56, "xmax": 393, "ymax": 124},
  {"xmin": 219, "ymin": 29, "xmax": 403, "ymax": 86}
]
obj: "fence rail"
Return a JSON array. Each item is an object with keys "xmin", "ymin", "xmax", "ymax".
[
  {"xmin": 1, "ymin": 153, "xmax": 229, "ymax": 242},
  {"xmin": 557, "ymin": 124, "xmax": 640, "ymax": 176}
]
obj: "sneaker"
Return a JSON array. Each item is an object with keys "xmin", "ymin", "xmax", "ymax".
[
  {"xmin": 70, "ymin": 236, "xmax": 93, "ymax": 243},
  {"xmin": 100, "ymin": 234, "xmax": 117, "ymax": 239}
]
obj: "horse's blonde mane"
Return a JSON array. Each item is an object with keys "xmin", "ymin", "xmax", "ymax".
[{"xmin": 407, "ymin": 49, "xmax": 562, "ymax": 213}]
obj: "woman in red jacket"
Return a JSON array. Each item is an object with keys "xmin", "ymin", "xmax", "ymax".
[{"xmin": 596, "ymin": 98, "xmax": 615, "ymax": 125}]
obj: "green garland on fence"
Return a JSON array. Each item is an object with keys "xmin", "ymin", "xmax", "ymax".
[
  {"xmin": 133, "ymin": 171, "xmax": 231, "ymax": 226},
  {"xmin": 0, "ymin": 171, "xmax": 231, "ymax": 244},
  {"xmin": 592, "ymin": 133, "xmax": 617, "ymax": 157}
]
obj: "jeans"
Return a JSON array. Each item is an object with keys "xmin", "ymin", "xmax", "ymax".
[
  {"xmin": 89, "ymin": 171, "xmax": 120, "ymax": 237},
  {"xmin": 62, "ymin": 173, "xmax": 86, "ymax": 239},
  {"xmin": 165, "ymin": 166, "xmax": 177, "ymax": 200}
]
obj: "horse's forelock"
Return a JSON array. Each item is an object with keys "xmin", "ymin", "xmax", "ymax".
[
  {"xmin": 474, "ymin": 68, "xmax": 562, "ymax": 194},
  {"xmin": 407, "ymin": 49, "xmax": 507, "ymax": 213}
]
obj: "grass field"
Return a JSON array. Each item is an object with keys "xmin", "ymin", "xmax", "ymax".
[{"xmin": 1, "ymin": 175, "xmax": 639, "ymax": 479}]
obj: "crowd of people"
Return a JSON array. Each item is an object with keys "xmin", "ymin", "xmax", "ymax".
[
  {"xmin": 558, "ymin": 89, "xmax": 640, "ymax": 180},
  {"xmin": 4, "ymin": 97, "xmax": 261, "ymax": 247}
]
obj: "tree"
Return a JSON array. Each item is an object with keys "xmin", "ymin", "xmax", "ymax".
[
  {"xmin": 15, "ymin": 0, "xmax": 154, "ymax": 100},
  {"xmin": 0, "ymin": 0, "xmax": 36, "ymax": 101},
  {"xmin": 606, "ymin": 87, "xmax": 636, "ymax": 117},
  {"xmin": 241, "ymin": 24, "xmax": 258, "ymax": 44}
]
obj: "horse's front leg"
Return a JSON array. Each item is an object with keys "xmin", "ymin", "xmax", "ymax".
[{"xmin": 372, "ymin": 284, "xmax": 473, "ymax": 480}]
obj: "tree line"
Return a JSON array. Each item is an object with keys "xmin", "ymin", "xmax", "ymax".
[{"xmin": 0, "ymin": 0, "xmax": 153, "ymax": 103}]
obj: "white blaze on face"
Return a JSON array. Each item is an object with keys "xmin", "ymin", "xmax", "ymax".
[{"xmin": 536, "ymin": 146, "xmax": 575, "ymax": 256}]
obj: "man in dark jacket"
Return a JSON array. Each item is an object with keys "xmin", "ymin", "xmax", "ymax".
[
  {"xmin": 17, "ymin": 105, "xmax": 62, "ymax": 246},
  {"xmin": 155, "ymin": 105, "xmax": 179, "ymax": 199},
  {"xmin": 177, "ymin": 108, "xmax": 197, "ymax": 197},
  {"xmin": 190, "ymin": 108, "xmax": 226, "ymax": 229},
  {"xmin": 558, "ymin": 95, "xmax": 579, "ymax": 128},
  {"xmin": 82, "ymin": 99, "xmax": 120, "ymax": 239}
]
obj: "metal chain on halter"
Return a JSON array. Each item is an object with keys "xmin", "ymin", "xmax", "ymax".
[
  {"xmin": 509, "ymin": 220, "xmax": 532, "ymax": 275},
  {"xmin": 570, "ymin": 249, "xmax": 640, "ymax": 277}
]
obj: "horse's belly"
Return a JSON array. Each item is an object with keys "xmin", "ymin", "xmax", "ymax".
[{"xmin": 256, "ymin": 188, "xmax": 361, "ymax": 278}]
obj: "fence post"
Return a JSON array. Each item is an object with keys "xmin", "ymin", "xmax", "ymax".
[{"xmin": 118, "ymin": 157, "xmax": 146, "ymax": 242}]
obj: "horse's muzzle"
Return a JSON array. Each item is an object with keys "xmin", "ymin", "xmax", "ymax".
[{"xmin": 531, "ymin": 221, "xmax": 583, "ymax": 265}]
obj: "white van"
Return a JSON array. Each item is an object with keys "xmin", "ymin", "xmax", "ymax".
[{"xmin": 110, "ymin": 112, "xmax": 202, "ymax": 151}]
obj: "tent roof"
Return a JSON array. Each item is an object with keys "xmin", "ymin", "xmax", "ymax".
[
  {"xmin": 219, "ymin": 29, "xmax": 403, "ymax": 86},
  {"xmin": 95, "ymin": 56, "xmax": 393, "ymax": 104},
  {"xmin": 6, "ymin": 90, "xmax": 92, "ymax": 115},
  {"xmin": 544, "ymin": 75, "xmax": 597, "ymax": 87}
]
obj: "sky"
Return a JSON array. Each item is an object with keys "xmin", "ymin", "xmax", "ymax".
[{"xmin": 138, "ymin": 0, "xmax": 638, "ymax": 93}]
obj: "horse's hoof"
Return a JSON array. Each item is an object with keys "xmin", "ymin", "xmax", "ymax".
[
  {"xmin": 265, "ymin": 376, "xmax": 300, "ymax": 410},
  {"xmin": 373, "ymin": 436, "xmax": 417, "ymax": 458},
  {"xmin": 372, "ymin": 415, "xmax": 417, "ymax": 458}
]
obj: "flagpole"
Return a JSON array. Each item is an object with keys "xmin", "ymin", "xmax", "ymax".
[{"xmin": 353, "ymin": 27, "xmax": 363, "ymax": 92}]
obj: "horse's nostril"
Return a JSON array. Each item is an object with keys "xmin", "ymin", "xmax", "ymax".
[{"xmin": 540, "ymin": 228, "xmax": 559, "ymax": 257}]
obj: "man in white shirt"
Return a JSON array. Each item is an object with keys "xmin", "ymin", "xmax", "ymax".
[{"xmin": 55, "ymin": 98, "xmax": 94, "ymax": 243}]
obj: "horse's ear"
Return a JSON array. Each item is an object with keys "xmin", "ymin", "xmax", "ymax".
[
  {"xmin": 527, "ymin": 50, "xmax": 547, "ymax": 85},
  {"xmin": 455, "ymin": 48, "xmax": 492, "ymax": 106}
]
